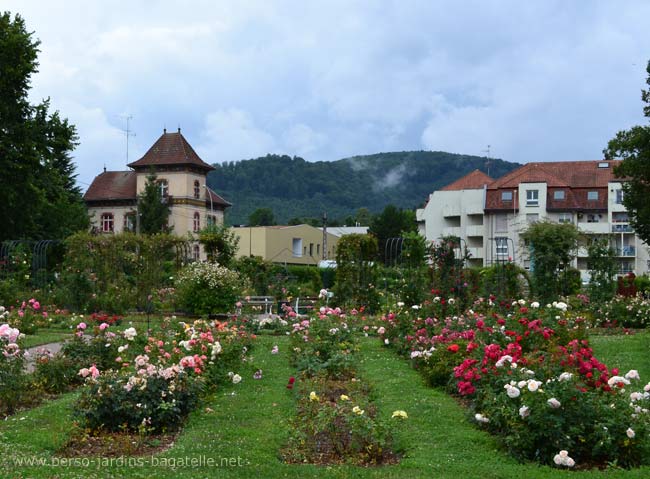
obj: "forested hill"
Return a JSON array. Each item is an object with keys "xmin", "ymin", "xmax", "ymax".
[{"xmin": 207, "ymin": 151, "xmax": 520, "ymax": 225}]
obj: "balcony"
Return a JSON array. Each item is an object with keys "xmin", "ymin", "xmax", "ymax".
[
  {"xmin": 615, "ymin": 246, "xmax": 636, "ymax": 257},
  {"xmin": 578, "ymin": 222, "xmax": 610, "ymax": 234},
  {"xmin": 612, "ymin": 224, "xmax": 634, "ymax": 233},
  {"xmin": 467, "ymin": 247, "xmax": 484, "ymax": 259},
  {"xmin": 465, "ymin": 225, "xmax": 484, "ymax": 237},
  {"xmin": 442, "ymin": 204, "xmax": 461, "ymax": 218},
  {"xmin": 464, "ymin": 204, "xmax": 484, "ymax": 215},
  {"xmin": 442, "ymin": 227, "xmax": 461, "ymax": 237}
]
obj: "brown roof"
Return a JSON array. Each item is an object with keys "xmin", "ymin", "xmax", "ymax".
[
  {"xmin": 441, "ymin": 169, "xmax": 493, "ymax": 191},
  {"xmin": 485, "ymin": 160, "xmax": 623, "ymax": 211},
  {"xmin": 127, "ymin": 129, "xmax": 215, "ymax": 171},
  {"xmin": 206, "ymin": 187, "xmax": 232, "ymax": 208},
  {"xmin": 83, "ymin": 171, "xmax": 137, "ymax": 202}
]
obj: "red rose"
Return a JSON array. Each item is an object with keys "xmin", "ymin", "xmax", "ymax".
[{"xmin": 447, "ymin": 344, "xmax": 459, "ymax": 353}]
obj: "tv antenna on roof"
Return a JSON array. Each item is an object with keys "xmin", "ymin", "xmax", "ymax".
[
  {"xmin": 121, "ymin": 115, "xmax": 136, "ymax": 167},
  {"xmin": 483, "ymin": 144, "xmax": 491, "ymax": 177}
]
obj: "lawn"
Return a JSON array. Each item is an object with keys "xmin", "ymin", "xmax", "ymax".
[{"xmin": 2, "ymin": 334, "xmax": 650, "ymax": 478}]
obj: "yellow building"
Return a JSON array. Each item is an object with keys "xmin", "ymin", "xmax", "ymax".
[
  {"xmin": 232, "ymin": 224, "xmax": 339, "ymax": 265},
  {"xmin": 83, "ymin": 129, "xmax": 231, "ymax": 259}
]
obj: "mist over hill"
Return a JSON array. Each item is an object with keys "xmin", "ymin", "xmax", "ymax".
[{"xmin": 207, "ymin": 151, "xmax": 520, "ymax": 225}]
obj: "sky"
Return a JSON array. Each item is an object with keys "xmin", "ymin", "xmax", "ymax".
[{"xmin": 5, "ymin": 0, "xmax": 650, "ymax": 188}]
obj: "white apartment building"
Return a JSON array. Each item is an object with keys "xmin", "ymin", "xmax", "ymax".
[{"xmin": 416, "ymin": 161, "xmax": 649, "ymax": 280}]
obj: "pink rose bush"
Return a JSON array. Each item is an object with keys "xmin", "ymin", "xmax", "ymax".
[
  {"xmin": 74, "ymin": 318, "xmax": 254, "ymax": 433},
  {"xmin": 0, "ymin": 314, "xmax": 28, "ymax": 415},
  {"xmin": 378, "ymin": 298, "xmax": 650, "ymax": 468}
]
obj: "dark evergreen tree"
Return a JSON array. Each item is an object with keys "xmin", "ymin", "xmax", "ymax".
[
  {"xmin": 138, "ymin": 171, "xmax": 171, "ymax": 234},
  {"xmin": 248, "ymin": 207, "xmax": 276, "ymax": 226},
  {"xmin": 0, "ymin": 12, "xmax": 87, "ymax": 241}
]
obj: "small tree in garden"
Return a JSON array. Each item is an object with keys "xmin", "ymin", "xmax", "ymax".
[
  {"xmin": 175, "ymin": 262, "xmax": 247, "ymax": 314},
  {"xmin": 335, "ymin": 234, "xmax": 379, "ymax": 311},
  {"xmin": 430, "ymin": 235, "xmax": 471, "ymax": 307},
  {"xmin": 520, "ymin": 221, "xmax": 582, "ymax": 302},
  {"xmin": 138, "ymin": 170, "xmax": 171, "ymax": 234},
  {"xmin": 587, "ymin": 237, "xmax": 617, "ymax": 304},
  {"xmin": 198, "ymin": 223, "xmax": 239, "ymax": 266}
]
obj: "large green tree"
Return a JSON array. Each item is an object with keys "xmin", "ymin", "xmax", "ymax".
[
  {"xmin": 606, "ymin": 61, "xmax": 650, "ymax": 244},
  {"xmin": 368, "ymin": 204, "xmax": 417, "ymax": 263},
  {"xmin": 520, "ymin": 221, "xmax": 582, "ymax": 302},
  {"xmin": 138, "ymin": 171, "xmax": 171, "ymax": 234},
  {"xmin": 248, "ymin": 207, "xmax": 276, "ymax": 226},
  {"xmin": 0, "ymin": 12, "xmax": 87, "ymax": 241}
]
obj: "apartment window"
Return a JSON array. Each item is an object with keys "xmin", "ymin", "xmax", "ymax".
[
  {"xmin": 558, "ymin": 213, "xmax": 572, "ymax": 224},
  {"xmin": 587, "ymin": 191, "xmax": 599, "ymax": 201},
  {"xmin": 158, "ymin": 179, "xmax": 169, "ymax": 198},
  {"xmin": 612, "ymin": 212, "xmax": 629, "ymax": 223},
  {"xmin": 194, "ymin": 180, "xmax": 200, "ymax": 199},
  {"xmin": 207, "ymin": 215, "xmax": 217, "ymax": 227},
  {"xmin": 526, "ymin": 189, "xmax": 539, "ymax": 206},
  {"xmin": 587, "ymin": 214, "xmax": 600, "ymax": 223},
  {"xmin": 554, "ymin": 190, "xmax": 565, "ymax": 200},
  {"xmin": 616, "ymin": 189, "xmax": 624, "ymax": 205},
  {"xmin": 101, "ymin": 213, "xmax": 114, "ymax": 233},
  {"xmin": 123, "ymin": 213, "xmax": 136, "ymax": 232},
  {"xmin": 495, "ymin": 215, "xmax": 508, "ymax": 233},
  {"xmin": 495, "ymin": 237, "xmax": 509, "ymax": 256},
  {"xmin": 292, "ymin": 238, "xmax": 303, "ymax": 257},
  {"xmin": 526, "ymin": 213, "xmax": 539, "ymax": 224},
  {"xmin": 193, "ymin": 212, "xmax": 200, "ymax": 232},
  {"xmin": 501, "ymin": 191, "xmax": 513, "ymax": 201}
]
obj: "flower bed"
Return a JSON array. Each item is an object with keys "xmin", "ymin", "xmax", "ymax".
[
  {"xmin": 283, "ymin": 310, "xmax": 405, "ymax": 465},
  {"xmin": 379, "ymin": 299, "xmax": 650, "ymax": 468}
]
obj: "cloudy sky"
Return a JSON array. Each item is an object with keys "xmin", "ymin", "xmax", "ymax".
[{"xmin": 5, "ymin": 1, "xmax": 650, "ymax": 187}]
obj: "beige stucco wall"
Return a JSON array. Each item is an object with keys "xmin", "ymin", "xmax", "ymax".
[
  {"xmin": 232, "ymin": 225, "xmax": 339, "ymax": 265},
  {"xmin": 89, "ymin": 206, "xmax": 136, "ymax": 233}
]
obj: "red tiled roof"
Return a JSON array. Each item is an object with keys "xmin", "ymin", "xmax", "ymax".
[
  {"xmin": 206, "ymin": 187, "xmax": 231, "ymax": 208},
  {"xmin": 485, "ymin": 161, "xmax": 623, "ymax": 211},
  {"xmin": 127, "ymin": 129, "xmax": 215, "ymax": 171},
  {"xmin": 83, "ymin": 171, "xmax": 137, "ymax": 202},
  {"xmin": 440, "ymin": 169, "xmax": 493, "ymax": 191}
]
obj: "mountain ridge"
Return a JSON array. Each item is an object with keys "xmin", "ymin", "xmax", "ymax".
[{"xmin": 206, "ymin": 151, "xmax": 521, "ymax": 225}]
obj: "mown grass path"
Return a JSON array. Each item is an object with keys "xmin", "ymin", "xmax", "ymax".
[{"xmin": 3, "ymin": 334, "xmax": 650, "ymax": 478}]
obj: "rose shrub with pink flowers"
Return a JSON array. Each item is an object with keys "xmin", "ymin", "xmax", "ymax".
[{"xmin": 0, "ymin": 315, "xmax": 28, "ymax": 415}]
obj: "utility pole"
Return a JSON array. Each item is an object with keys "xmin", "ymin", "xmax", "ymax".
[
  {"xmin": 322, "ymin": 212, "xmax": 328, "ymax": 260},
  {"xmin": 483, "ymin": 144, "xmax": 491, "ymax": 177}
]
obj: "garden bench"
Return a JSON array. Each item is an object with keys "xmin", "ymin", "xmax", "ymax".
[
  {"xmin": 238, "ymin": 296, "xmax": 275, "ymax": 315},
  {"xmin": 294, "ymin": 296, "xmax": 319, "ymax": 315}
]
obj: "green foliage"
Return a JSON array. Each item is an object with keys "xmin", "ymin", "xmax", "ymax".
[
  {"xmin": 231, "ymin": 255, "xmax": 282, "ymax": 295},
  {"xmin": 248, "ymin": 207, "xmax": 276, "ymax": 226},
  {"xmin": 0, "ymin": 322, "xmax": 29, "ymax": 415},
  {"xmin": 0, "ymin": 12, "xmax": 88, "ymax": 241},
  {"xmin": 594, "ymin": 294, "xmax": 650, "ymax": 328},
  {"xmin": 520, "ymin": 221, "xmax": 582, "ymax": 302},
  {"xmin": 480, "ymin": 263, "xmax": 529, "ymax": 300},
  {"xmin": 138, "ymin": 170, "xmax": 171, "ymax": 235},
  {"xmin": 587, "ymin": 238, "xmax": 617, "ymax": 304},
  {"xmin": 208, "ymin": 152, "xmax": 520, "ymax": 225},
  {"xmin": 607, "ymin": 61, "xmax": 650, "ymax": 245},
  {"xmin": 335, "ymin": 234, "xmax": 380, "ymax": 311},
  {"xmin": 198, "ymin": 223, "xmax": 239, "ymax": 266},
  {"xmin": 175, "ymin": 262, "xmax": 246, "ymax": 315},
  {"xmin": 59, "ymin": 232, "xmax": 181, "ymax": 313},
  {"xmin": 369, "ymin": 205, "xmax": 417, "ymax": 263}
]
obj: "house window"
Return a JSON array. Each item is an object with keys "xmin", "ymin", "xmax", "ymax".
[
  {"xmin": 526, "ymin": 189, "xmax": 539, "ymax": 206},
  {"xmin": 495, "ymin": 215, "xmax": 508, "ymax": 233},
  {"xmin": 193, "ymin": 244, "xmax": 200, "ymax": 261},
  {"xmin": 587, "ymin": 191, "xmax": 599, "ymax": 201},
  {"xmin": 292, "ymin": 238, "xmax": 303, "ymax": 257},
  {"xmin": 501, "ymin": 191, "xmax": 513, "ymax": 201},
  {"xmin": 101, "ymin": 213, "xmax": 114, "ymax": 233},
  {"xmin": 558, "ymin": 213, "xmax": 572, "ymax": 224},
  {"xmin": 194, "ymin": 180, "xmax": 200, "ymax": 199},
  {"xmin": 158, "ymin": 179, "xmax": 169, "ymax": 197},
  {"xmin": 309, "ymin": 243, "xmax": 314, "ymax": 256},
  {"xmin": 587, "ymin": 214, "xmax": 600, "ymax": 223},
  {"xmin": 207, "ymin": 215, "xmax": 216, "ymax": 227},
  {"xmin": 317, "ymin": 244, "xmax": 320, "ymax": 255},
  {"xmin": 554, "ymin": 190, "xmax": 565, "ymax": 200},
  {"xmin": 616, "ymin": 189, "xmax": 624, "ymax": 204},
  {"xmin": 124, "ymin": 213, "xmax": 136, "ymax": 232},
  {"xmin": 193, "ymin": 212, "xmax": 200, "ymax": 232},
  {"xmin": 526, "ymin": 213, "xmax": 539, "ymax": 224}
]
